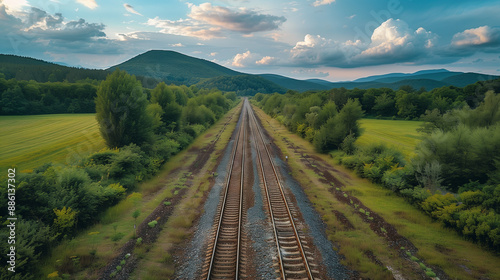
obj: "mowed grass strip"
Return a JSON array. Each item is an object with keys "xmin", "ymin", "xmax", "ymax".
[
  {"xmin": 356, "ymin": 119, "xmax": 423, "ymax": 158},
  {"xmin": 0, "ymin": 114, "xmax": 105, "ymax": 171}
]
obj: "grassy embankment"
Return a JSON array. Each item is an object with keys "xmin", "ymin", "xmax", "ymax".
[
  {"xmin": 0, "ymin": 114, "xmax": 105, "ymax": 172},
  {"xmin": 39, "ymin": 101, "xmax": 242, "ymax": 279},
  {"xmin": 252, "ymin": 104, "xmax": 500, "ymax": 280}
]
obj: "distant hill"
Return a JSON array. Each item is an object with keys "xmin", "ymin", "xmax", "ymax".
[
  {"xmin": 259, "ymin": 74, "xmax": 330, "ymax": 91},
  {"xmin": 2, "ymin": 51, "xmax": 498, "ymax": 93},
  {"xmin": 197, "ymin": 75, "xmax": 286, "ymax": 96},
  {"xmin": 0, "ymin": 54, "xmax": 108, "ymax": 82},
  {"xmin": 109, "ymin": 50, "xmax": 242, "ymax": 85},
  {"xmin": 267, "ymin": 69, "xmax": 498, "ymax": 92},
  {"xmin": 353, "ymin": 69, "xmax": 452, "ymax": 83}
]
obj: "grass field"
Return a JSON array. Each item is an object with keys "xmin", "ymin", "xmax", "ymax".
[
  {"xmin": 0, "ymin": 114, "xmax": 105, "ymax": 172},
  {"xmin": 356, "ymin": 119, "xmax": 424, "ymax": 158}
]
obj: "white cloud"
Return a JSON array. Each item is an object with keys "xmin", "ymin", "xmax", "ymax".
[
  {"xmin": 312, "ymin": 0, "xmax": 335, "ymax": 7},
  {"xmin": 147, "ymin": 17, "xmax": 224, "ymax": 40},
  {"xmin": 188, "ymin": 3, "xmax": 286, "ymax": 34},
  {"xmin": 290, "ymin": 34, "xmax": 345, "ymax": 64},
  {"xmin": 123, "ymin": 4, "xmax": 142, "ymax": 16},
  {"xmin": 210, "ymin": 52, "xmax": 217, "ymax": 56},
  {"xmin": 76, "ymin": 0, "xmax": 98, "ymax": 10},
  {"xmin": 170, "ymin": 43, "xmax": 184, "ymax": 47},
  {"xmin": 452, "ymin": 26, "xmax": 500, "ymax": 47},
  {"xmin": 147, "ymin": 3, "xmax": 285, "ymax": 40},
  {"xmin": 232, "ymin": 50, "xmax": 254, "ymax": 67},
  {"xmin": 356, "ymin": 19, "xmax": 436, "ymax": 63},
  {"xmin": 256, "ymin": 56, "xmax": 277, "ymax": 65},
  {"xmin": 2, "ymin": 0, "xmax": 29, "ymax": 13},
  {"xmin": 289, "ymin": 19, "xmax": 438, "ymax": 67}
]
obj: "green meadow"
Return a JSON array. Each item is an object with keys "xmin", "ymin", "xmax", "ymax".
[
  {"xmin": 0, "ymin": 114, "xmax": 105, "ymax": 172},
  {"xmin": 356, "ymin": 118, "xmax": 424, "ymax": 158}
]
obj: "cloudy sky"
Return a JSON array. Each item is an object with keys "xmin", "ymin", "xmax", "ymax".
[{"xmin": 1, "ymin": 0, "xmax": 499, "ymax": 81}]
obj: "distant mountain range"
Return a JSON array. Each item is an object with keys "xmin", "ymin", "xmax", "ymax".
[{"xmin": 1, "ymin": 50, "xmax": 498, "ymax": 94}]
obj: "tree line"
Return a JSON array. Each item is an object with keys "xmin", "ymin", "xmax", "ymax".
[
  {"xmin": 0, "ymin": 69, "xmax": 238, "ymax": 278},
  {"xmin": 254, "ymin": 80, "xmax": 500, "ymax": 252}
]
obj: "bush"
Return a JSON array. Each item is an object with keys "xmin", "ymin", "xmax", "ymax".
[
  {"xmin": 425, "ymin": 271, "xmax": 437, "ymax": 277},
  {"xmin": 148, "ymin": 220, "xmax": 158, "ymax": 228},
  {"xmin": 111, "ymin": 232, "xmax": 125, "ymax": 242},
  {"xmin": 136, "ymin": 237, "xmax": 143, "ymax": 245}
]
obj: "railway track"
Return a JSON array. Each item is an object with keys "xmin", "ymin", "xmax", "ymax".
[
  {"xmin": 246, "ymin": 100, "xmax": 319, "ymax": 280},
  {"xmin": 204, "ymin": 98, "xmax": 319, "ymax": 279},
  {"xmin": 204, "ymin": 102, "xmax": 248, "ymax": 279}
]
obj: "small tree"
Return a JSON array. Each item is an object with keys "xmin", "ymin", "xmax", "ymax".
[
  {"xmin": 132, "ymin": 209, "xmax": 140, "ymax": 237},
  {"xmin": 95, "ymin": 69, "xmax": 153, "ymax": 148}
]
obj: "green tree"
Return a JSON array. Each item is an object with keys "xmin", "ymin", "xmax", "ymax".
[
  {"xmin": 95, "ymin": 69, "xmax": 153, "ymax": 148},
  {"xmin": 313, "ymin": 99, "xmax": 364, "ymax": 152}
]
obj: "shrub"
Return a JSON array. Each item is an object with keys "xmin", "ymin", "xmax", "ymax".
[
  {"xmin": 136, "ymin": 237, "xmax": 143, "ymax": 245},
  {"xmin": 120, "ymin": 260, "xmax": 126, "ymax": 265},
  {"xmin": 164, "ymin": 201, "xmax": 171, "ymax": 206},
  {"xmin": 116, "ymin": 265, "xmax": 122, "ymax": 271},
  {"xmin": 111, "ymin": 232, "xmax": 125, "ymax": 242},
  {"xmin": 426, "ymin": 271, "xmax": 437, "ymax": 277},
  {"xmin": 148, "ymin": 221, "xmax": 158, "ymax": 228}
]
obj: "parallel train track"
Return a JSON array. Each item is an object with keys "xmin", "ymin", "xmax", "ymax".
[{"xmin": 205, "ymin": 99, "xmax": 318, "ymax": 279}]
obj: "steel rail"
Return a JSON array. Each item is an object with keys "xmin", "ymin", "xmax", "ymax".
[
  {"xmin": 247, "ymin": 100, "xmax": 314, "ymax": 280},
  {"xmin": 206, "ymin": 101, "xmax": 247, "ymax": 279}
]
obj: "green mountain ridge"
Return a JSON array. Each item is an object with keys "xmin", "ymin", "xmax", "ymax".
[
  {"xmin": 108, "ymin": 50, "xmax": 242, "ymax": 85},
  {"xmin": 1, "ymin": 51, "xmax": 499, "ymax": 93}
]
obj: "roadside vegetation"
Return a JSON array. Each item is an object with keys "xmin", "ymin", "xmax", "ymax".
[
  {"xmin": 0, "ymin": 69, "xmax": 238, "ymax": 279},
  {"xmin": 254, "ymin": 78, "xmax": 500, "ymax": 253}
]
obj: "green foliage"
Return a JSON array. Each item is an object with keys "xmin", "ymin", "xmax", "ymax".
[
  {"xmin": 136, "ymin": 238, "xmax": 143, "ymax": 245},
  {"xmin": 111, "ymin": 232, "xmax": 125, "ymax": 242},
  {"xmin": 196, "ymin": 75, "xmax": 286, "ymax": 96},
  {"xmin": 53, "ymin": 207, "xmax": 78, "ymax": 235},
  {"xmin": 148, "ymin": 220, "xmax": 158, "ymax": 228},
  {"xmin": 313, "ymin": 99, "xmax": 364, "ymax": 152},
  {"xmin": 415, "ymin": 93, "xmax": 500, "ymax": 190},
  {"xmin": 95, "ymin": 69, "xmax": 153, "ymax": 148}
]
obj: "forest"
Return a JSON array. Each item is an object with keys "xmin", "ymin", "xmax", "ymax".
[
  {"xmin": 0, "ymin": 69, "xmax": 238, "ymax": 278},
  {"xmin": 254, "ymin": 78, "xmax": 500, "ymax": 252}
]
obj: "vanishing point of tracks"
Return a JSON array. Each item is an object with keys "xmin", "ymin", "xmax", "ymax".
[{"xmin": 204, "ymin": 99, "xmax": 320, "ymax": 279}]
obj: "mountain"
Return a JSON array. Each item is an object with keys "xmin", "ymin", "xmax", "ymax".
[
  {"xmin": 259, "ymin": 74, "xmax": 330, "ymax": 91},
  {"xmin": 2, "ymin": 51, "xmax": 498, "ymax": 93},
  {"xmin": 353, "ymin": 69, "xmax": 452, "ymax": 83},
  {"xmin": 197, "ymin": 75, "xmax": 286, "ymax": 95},
  {"xmin": 0, "ymin": 54, "xmax": 108, "ymax": 82},
  {"xmin": 108, "ymin": 50, "xmax": 242, "ymax": 85},
  {"xmin": 441, "ymin": 73, "xmax": 500, "ymax": 87}
]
